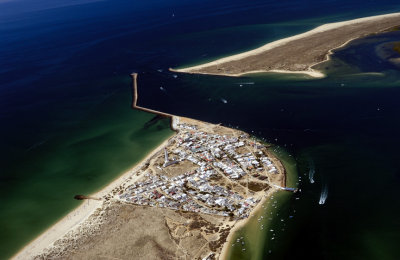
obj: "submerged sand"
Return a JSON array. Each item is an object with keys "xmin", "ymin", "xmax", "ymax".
[
  {"xmin": 14, "ymin": 12, "xmax": 400, "ymax": 259},
  {"xmin": 12, "ymin": 136, "xmax": 174, "ymax": 260},
  {"xmin": 13, "ymin": 116, "xmax": 286, "ymax": 260},
  {"xmin": 171, "ymin": 12, "xmax": 400, "ymax": 78},
  {"xmin": 13, "ymin": 69, "xmax": 288, "ymax": 260}
]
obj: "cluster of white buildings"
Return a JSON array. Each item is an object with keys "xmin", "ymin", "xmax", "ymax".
[
  {"xmin": 116, "ymin": 123, "xmax": 278, "ymax": 219},
  {"xmin": 118, "ymin": 168, "xmax": 255, "ymax": 218}
]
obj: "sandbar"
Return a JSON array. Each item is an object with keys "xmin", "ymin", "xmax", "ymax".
[{"xmin": 171, "ymin": 12, "xmax": 400, "ymax": 78}]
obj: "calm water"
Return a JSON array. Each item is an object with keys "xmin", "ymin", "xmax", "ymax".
[
  {"xmin": 1, "ymin": 0, "xmax": 400, "ymax": 259},
  {"xmin": 226, "ymin": 147, "xmax": 299, "ymax": 260},
  {"xmin": 140, "ymin": 31, "xmax": 400, "ymax": 259}
]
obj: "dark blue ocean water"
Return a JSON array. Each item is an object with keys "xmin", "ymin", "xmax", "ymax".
[{"xmin": 1, "ymin": 0, "xmax": 400, "ymax": 259}]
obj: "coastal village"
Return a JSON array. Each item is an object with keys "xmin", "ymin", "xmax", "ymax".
[
  {"xmin": 30, "ymin": 118, "xmax": 288, "ymax": 260},
  {"xmin": 13, "ymin": 11, "xmax": 400, "ymax": 260},
  {"xmin": 113, "ymin": 118, "xmax": 286, "ymax": 221},
  {"xmin": 25, "ymin": 74, "xmax": 290, "ymax": 260}
]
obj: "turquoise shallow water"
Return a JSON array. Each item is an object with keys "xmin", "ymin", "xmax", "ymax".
[
  {"xmin": 2, "ymin": 0, "xmax": 400, "ymax": 259},
  {"xmin": 0, "ymin": 85, "xmax": 174, "ymax": 258},
  {"xmin": 227, "ymin": 147, "xmax": 298, "ymax": 260}
]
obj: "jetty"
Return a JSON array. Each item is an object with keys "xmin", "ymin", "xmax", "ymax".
[
  {"xmin": 272, "ymin": 184, "xmax": 298, "ymax": 193},
  {"xmin": 73, "ymin": 195, "xmax": 101, "ymax": 201},
  {"xmin": 131, "ymin": 73, "xmax": 173, "ymax": 118}
]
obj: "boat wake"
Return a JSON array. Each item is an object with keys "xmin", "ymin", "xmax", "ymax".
[
  {"xmin": 26, "ymin": 139, "xmax": 48, "ymax": 152},
  {"xmin": 236, "ymin": 82, "xmax": 255, "ymax": 87},
  {"xmin": 308, "ymin": 159, "xmax": 315, "ymax": 184},
  {"xmin": 236, "ymin": 82, "xmax": 254, "ymax": 85},
  {"xmin": 319, "ymin": 184, "xmax": 328, "ymax": 205}
]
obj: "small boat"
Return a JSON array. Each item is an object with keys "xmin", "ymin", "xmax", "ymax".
[
  {"xmin": 319, "ymin": 186, "xmax": 328, "ymax": 205},
  {"xmin": 309, "ymin": 159, "xmax": 315, "ymax": 183},
  {"xmin": 221, "ymin": 98, "xmax": 228, "ymax": 104}
]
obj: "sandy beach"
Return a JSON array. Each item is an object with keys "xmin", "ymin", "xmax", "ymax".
[
  {"xmin": 171, "ymin": 12, "xmax": 400, "ymax": 78},
  {"xmin": 13, "ymin": 115, "xmax": 287, "ymax": 260},
  {"xmin": 219, "ymin": 187, "xmax": 279, "ymax": 260},
  {"xmin": 13, "ymin": 73, "xmax": 289, "ymax": 259},
  {"xmin": 11, "ymin": 135, "xmax": 175, "ymax": 260}
]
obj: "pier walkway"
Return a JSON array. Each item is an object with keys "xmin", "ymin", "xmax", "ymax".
[{"xmin": 272, "ymin": 184, "xmax": 298, "ymax": 193}]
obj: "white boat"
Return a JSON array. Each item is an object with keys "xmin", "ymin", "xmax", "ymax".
[
  {"xmin": 309, "ymin": 159, "xmax": 315, "ymax": 184},
  {"xmin": 319, "ymin": 185, "xmax": 328, "ymax": 205}
]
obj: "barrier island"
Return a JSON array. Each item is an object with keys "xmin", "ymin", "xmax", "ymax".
[{"xmin": 171, "ymin": 13, "xmax": 400, "ymax": 78}]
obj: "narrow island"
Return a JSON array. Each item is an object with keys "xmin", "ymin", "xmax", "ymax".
[
  {"xmin": 170, "ymin": 13, "xmax": 400, "ymax": 78},
  {"xmin": 13, "ymin": 74, "xmax": 293, "ymax": 260}
]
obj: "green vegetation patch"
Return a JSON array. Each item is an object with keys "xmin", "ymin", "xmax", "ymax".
[
  {"xmin": 387, "ymin": 25, "xmax": 400, "ymax": 32},
  {"xmin": 393, "ymin": 42, "xmax": 400, "ymax": 55}
]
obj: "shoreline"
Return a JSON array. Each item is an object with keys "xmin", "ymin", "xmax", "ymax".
[
  {"xmin": 219, "ymin": 144, "xmax": 289, "ymax": 259},
  {"xmin": 13, "ymin": 74, "xmax": 289, "ymax": 259},
  {"xmin": 169, "ymin": 67, "xmax": 325, "ymax": 78},
  {"xmin": 219, "ymin": 187, "xmax": 279, "ymax": 259},
  {"xmin": 11, "ymin": 133, "xmax": 175, "ymax": 260},
  {"xmin": 171, "ymin": 12, "xmax": 400, "ymax": 78}
]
